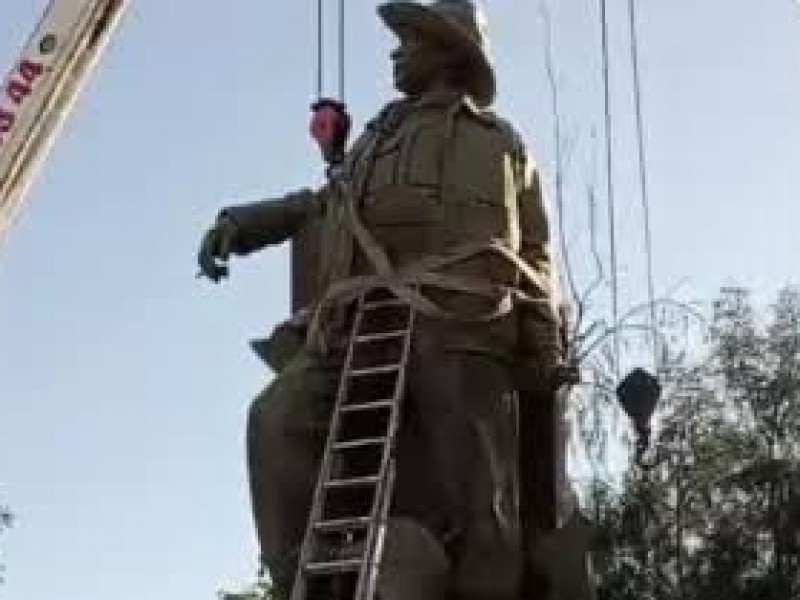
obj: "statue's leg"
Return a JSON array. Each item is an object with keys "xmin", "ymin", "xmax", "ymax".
[
  {"xmin": 246, "ymin": 349, "xmax": 338, "ymax": 597},
  {"xmin": 400, "ymin": 331, "xmax": 522, "ymax": 600}
]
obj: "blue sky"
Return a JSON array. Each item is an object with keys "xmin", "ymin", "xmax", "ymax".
[{"xmin": 0, "ymin": 1, "xmax": 798, "ymax": 598}]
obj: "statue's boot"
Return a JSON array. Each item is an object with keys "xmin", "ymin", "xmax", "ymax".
[
  {"xmin": 530, "ymin": 512, "xmax": 598, "ymax": 600},
  {"xmin": 376, "ymin": 518, "xmax": 450, "ymax": 600},
  {"xmin": 447, "ymin": 515, "xmax": 523, "ymax": 600}
]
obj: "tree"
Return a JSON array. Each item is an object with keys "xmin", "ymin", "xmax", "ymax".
[{"xmin": 592, "ymin": 286, "xmax": 800, "ymax": 600}]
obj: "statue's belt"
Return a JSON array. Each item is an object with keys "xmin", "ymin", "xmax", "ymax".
[{"xmin": 304, "ymin": 179, "xmax": 554, "ymax": 349}]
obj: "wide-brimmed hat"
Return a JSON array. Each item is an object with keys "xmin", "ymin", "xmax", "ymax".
[{"xmin": 378, "ymin": 0, "xmax": 496, "ymax": 107}]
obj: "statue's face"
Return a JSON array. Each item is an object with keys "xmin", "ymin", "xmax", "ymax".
[{"xmin": 391, "ymin": 28, "xmax": 456, "ymax": 97}]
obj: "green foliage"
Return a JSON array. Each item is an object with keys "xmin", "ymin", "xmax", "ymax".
[
  {"xmin": 0, "ymin": 505, "xmax": 10, "ymax": 584},
  {"xmin": 591, "ymin": 286, "xmax": 800, "ymax": 600}
]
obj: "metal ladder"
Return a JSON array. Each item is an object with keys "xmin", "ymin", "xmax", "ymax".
[{"xmin": 290, "ymin": 289, "xmax": 415, "ymax": 600}]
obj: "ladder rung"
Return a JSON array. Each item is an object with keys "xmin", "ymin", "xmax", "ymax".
[
  {"xmin": 313, "ymin": 516, "xmax": 372, "ymax": 533},
  {"xmin": 332, "ymin": 437, "xmax": 388, "ymax": 451},
  {"xmin": 361, "ymin": 298, "xmax": 408, "ymax": 310},
  {"xmin": 340, "ymin": 400, "xmax": 395, "ymax": 413},
  {"xmin": 355, "ymin": 330, "xmax": 408, "ymax": 344},
  {"xmin": 348, "ymin": 364, "xmax": 402, "ymax": 377},
  {"xmin": 304, "ymin": 557, "xmax": 363, "ymax": 576},
  {"xmin": 324, "ymin": 475, "xmax": 381, "ymax": 489}
]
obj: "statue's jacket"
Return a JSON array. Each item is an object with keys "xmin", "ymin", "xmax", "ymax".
[
  {"xmin": 232, "ymin": 91, "xmax": 572, "ymax": 594},
  {"xmin": 222, "ymin": 89, "xmax": 561, "ymax": 364}
]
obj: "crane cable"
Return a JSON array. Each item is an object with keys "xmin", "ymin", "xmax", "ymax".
[
  {"xmin": 310, "ymin": 0, "xmax": 350, "ymax": 167},
  {"xmin": 316, "ymin": 0, "xmax": 324, "ymax": 98},
  {"xmin": 315, "ymin": 0, "xmax": 346, "ymax": 100},
  {"xmin": 339, "ymin": 0, "xmax": 346, "ymax": 101},
  {"xmin": 628, "ymin": 0, "xmax": 658, "ymax": 374},
  {"xmin": 599, "ymin": 0, "xmax": 620, "ymax": 377}
]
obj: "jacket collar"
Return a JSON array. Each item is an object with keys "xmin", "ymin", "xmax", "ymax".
[{"xmin": 407, "ymin": 88, "xmax": 483, "ymax": 116}]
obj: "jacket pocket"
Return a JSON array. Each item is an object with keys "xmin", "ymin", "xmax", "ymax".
[
  {"xmin": 362, "ymin": 186, "xmax": 445, "ymax": 226},
  {"xmin": 360, "ymin": 187, "xmax": 446, "ymax": 266}
]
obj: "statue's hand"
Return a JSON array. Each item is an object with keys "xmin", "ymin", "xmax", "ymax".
[
  {"xmin": 516, "ymin": 357, "xmax": 580, "ymax": 394},
  {"xmin": 552, "ymin": 360, "xmax": 581, "ymax": 388},
  {"xmin": 197, "ymin": 215, "xmax": 237, "ymax": 283}
]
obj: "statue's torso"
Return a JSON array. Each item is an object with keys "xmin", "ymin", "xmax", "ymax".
[{"xmin": 317, "ymin": 92, "xmax": 527, "ymax": 298}]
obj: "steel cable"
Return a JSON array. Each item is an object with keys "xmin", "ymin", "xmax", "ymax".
[
  {"xmin": 339, "ymin": 0, "xmax": 345, "ymax": 100},
  {"xmin": 628, "ymin": 0, "xmax": 658, "ymax": 373},
  {"xmin": 316, "ymin": 0, "xmax": 324, "ymax": 98}
]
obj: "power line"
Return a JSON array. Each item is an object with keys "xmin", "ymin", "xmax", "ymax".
[
  {"xmin": 628, "ymin": 0, "xmax": 658, "ymax": 373},
  {"xmin": 599, "ymin": 0, "xmax": 620, "ymax": 376},
  {"xmin": 539, "ymin": 1, "xmax": 580, "ymax": 313}
]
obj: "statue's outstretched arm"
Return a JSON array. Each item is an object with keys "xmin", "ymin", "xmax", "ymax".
[
  {"xmin": 197, "ymin": 187, "xmax": 326, "ymax": 283},
  {"xmin": 219, "ymin": 189, "xmax": 325, "ymax": 255}
]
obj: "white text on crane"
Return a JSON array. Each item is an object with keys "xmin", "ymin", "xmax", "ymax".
[{"xmin": 0, "ymin": 59, "xmax": 47, "ymax": 149}]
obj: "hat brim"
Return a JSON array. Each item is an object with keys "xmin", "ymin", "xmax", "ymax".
[{"xmin": 378, "ymin": 2, "xmax": 496, "ymax": 107}]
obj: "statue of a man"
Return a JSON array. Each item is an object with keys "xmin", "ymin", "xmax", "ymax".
[{"xmin": 198, "ymin": 2, "xmax": 566, "ymax": 599}]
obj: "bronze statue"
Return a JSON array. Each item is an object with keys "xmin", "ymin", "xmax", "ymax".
[{"xmin": 198, "ymin": 2, "xmax": 576, "ymax": 599}]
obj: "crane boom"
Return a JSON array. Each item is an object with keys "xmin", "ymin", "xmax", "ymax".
[{"xmin": 0, "ymin": 0, "xmax": 129, "ymax": 241}]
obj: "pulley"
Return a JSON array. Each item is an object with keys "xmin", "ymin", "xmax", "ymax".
[
  {"xmin": 309, "ymin": 0, "xmax": 350, "ymax": 167},
  {"xmin": 310, "ymin": 98, "xmax": 350, "ymax": 166}
]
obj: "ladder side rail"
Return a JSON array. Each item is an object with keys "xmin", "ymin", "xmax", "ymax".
[
  {"xmin": 359, "ymin": 462, "xmax": 394, "ymax": 600},
  {"xmin": 356, "ymin": 303, "xmax": 415, "ymax": 600},
  {"xmin": 0, "ymin": 0, "xmax": 129, "ymax": 238},
  {"xmin": 290, "ymin": 302, "xmax": 367, "ymax": 600}
]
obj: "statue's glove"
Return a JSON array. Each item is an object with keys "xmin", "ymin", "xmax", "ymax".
[
  {"xmin": 197, "ymin": 214, "xmax": 238, "ymax": 283},
  {"xmin": 516, "ymin": 354, "xmax": 578, "ymax": 395},
  {"xmin": 516, "ymin": 316, "xmax": 579, "ymax": 393}
]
